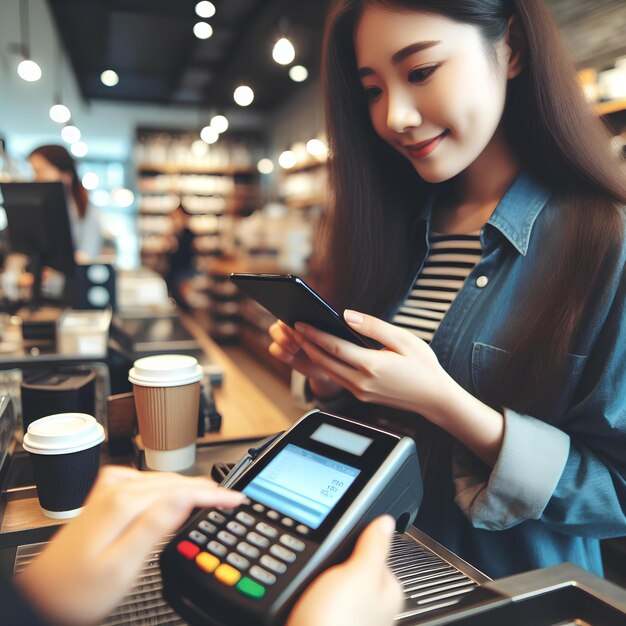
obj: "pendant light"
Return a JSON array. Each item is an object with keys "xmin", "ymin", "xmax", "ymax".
[
  {"xmin": 233, "ymin": 85, "xmax": 254, "ymax": 107},
  {"xmin": 50, "ymin": 41, "xmax": 71, "ymax": 123},
  {"xmin": 101, "ymin": 70, "xmax": 119, "ymax": 87},
  {"xmin": 210, "ymin": 114, "xmax": 229, "ymax": 134},
  {"xmin": 17, "ymin": 0, "xmax": 42, "ymax": 82},
  {"xmin": 272, "ymin": 38, "xmax": 295, "ymax": 65},
  {"xmin": 272, "ymin": 19, "xmax": 296, "ymax": 66},
  {"xmin": 289, "ymin": 65, "xmax": 308, "ymax": 83},
  {"xmin": 195, "ymin": 2, "xmax": 216, "ymax": 18}
]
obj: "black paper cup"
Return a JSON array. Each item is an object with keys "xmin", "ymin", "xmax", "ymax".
[{"xmin": 22, "ymin": 413, "xmax": 105, "ymax": 519}]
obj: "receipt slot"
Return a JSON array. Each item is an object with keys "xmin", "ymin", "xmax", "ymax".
[{"xmin": 161, "ymin": 409, "xmax": 423, "ymax": 625}]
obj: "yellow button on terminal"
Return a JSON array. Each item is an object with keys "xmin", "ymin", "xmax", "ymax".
[
  {"xmin": 195, "ymin": 552, "xmax": 220, "ymax": 573},
  {"xmin": 214, "ymin": 563, "xmax": 241, "ymax": 586}
]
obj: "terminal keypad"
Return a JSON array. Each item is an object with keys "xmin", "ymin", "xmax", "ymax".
[{"xmin": 177, "ymin": 498, "xmax": 308, "ymax": 600}]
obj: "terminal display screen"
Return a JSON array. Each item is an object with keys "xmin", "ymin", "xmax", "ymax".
[{"xmin": 243, "ymin": 444, "xmax": 360, "ymax": 529}]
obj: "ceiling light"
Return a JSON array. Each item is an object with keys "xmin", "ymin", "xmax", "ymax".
[
  {"xmin": 233, "ymin": 85, "xmax": 254, "ymax": 106},
  {"xmin": 272, "ymin": 38, "xmax": 295, "ymax": 65},
  {"xmin": 200, "ymin": 125, "xmax": 219, "ymax": 144},
  {"xmin": 61, "ymin": 125, "xmax": 81, "ymax": 144},
  {"xmin": 112, "ymin": 188, "xmax": 134, "ymax": 208},
  {"xmin": 210, "ymin": 114, "xmax": 229, "ymax": 134},
  {"xmin": 17, "ymin": 59, "xmax": 41, "ymax": 81},
  {"xmin": 194, "ymin": 22, "xmax": 213, "ymax": 40},
  {"xmin": 17, "ymin": 0, "xmax": 41, "ymax": 82},
  {"xmin": 192, "ymin": 139, "xmax": 209, "ymax": 156},
  {"xmin": 82, "ymin": 172, "xmax": 99, "ymax": 190},
  {"xmin": 195, "ymin": 1, "xmax": 215, "ymax": 18},
  {"xmin": 71, "ymin": 141, "xmax": 88, "ymax": 158},
  {"xmin": 289, "ymin": 65, "xmax": 308, "ymax": 82},
  {"xmin": 278, "ymin": 151, "xmax": 296, "ymax": 169},
  {"xmin": 306, "ymin": 138, "xmax": 328, "ymax": 158},
  {"xmin": 257, "ymin": 158, "xmax": 274, "ymax": 175},
  {"xmin": 49, "ymin": 103, "xmax": 71, "ymax": 123},
  {"xmin": 100, "ymin": 69, "xmax": 119, "ymax": 86}
]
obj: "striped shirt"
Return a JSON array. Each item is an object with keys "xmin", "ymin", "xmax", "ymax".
[{"xmin": 393, "ymin": 231, "xmax": 483, "ymax": 342}]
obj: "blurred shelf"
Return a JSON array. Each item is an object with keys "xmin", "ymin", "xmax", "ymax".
[
  {"xmin": 596, "ymin": 99, "xmax": 626, "ymax": 116},
  {"xmin": 286, "ymin": 196, "xmax": 328, "ymax": 209},
  {"xmin": 282, "ymin": 158, "xmax": 327, "ymax": 174},
  {"xmin": 137, "ymin": 164, "xmax": 257, "ymax": 175},
  {"xmin": 202, "ymin": 257, "xmax": 282, "ymax": 278},
  {"xmin": 136, "ymin": 132, "xmax": 262, "ymax": 297}
]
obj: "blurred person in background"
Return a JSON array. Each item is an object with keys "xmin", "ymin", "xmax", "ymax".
[
  {"xmin": 165, "ymin": 203, "xmax": 198, "ymax": 311},
  {"xmin": 29, "ymin": 144, "xmax": 103, "ymax": 261}
]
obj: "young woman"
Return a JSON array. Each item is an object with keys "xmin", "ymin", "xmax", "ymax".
[
  {"xmin": 270, "ymin": 0, "xmax": 626, "ymax": 579},
  {"xmin": 29, "ymin": 144, "xmax": 103, "ymax": 260}
]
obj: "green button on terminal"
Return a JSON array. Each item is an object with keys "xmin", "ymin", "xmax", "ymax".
[{"xmin": 236, "ymin": 577, "xmax": 266, "ymax": 599}]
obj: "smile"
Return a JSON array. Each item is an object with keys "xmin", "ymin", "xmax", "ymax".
[{"xmin": 404, "ymin": 130, "xmax": 449, "ymax": 159}]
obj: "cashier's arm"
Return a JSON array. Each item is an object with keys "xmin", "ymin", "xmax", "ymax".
[{"xmin": 16, "ymin": 467, "xmax": 402, "ymax": 626}]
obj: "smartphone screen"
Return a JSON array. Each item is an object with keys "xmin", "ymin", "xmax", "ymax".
[{"xmin": 230, "ymin": 273, "xmax": 379, "ymax": 349}]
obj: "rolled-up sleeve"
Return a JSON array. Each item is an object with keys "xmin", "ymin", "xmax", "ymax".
[
  {"xmin": 454, "ymin": 251, "xmax": 626, "ymax": 536},
  {"xmin": 453, "ymin": 410, "xmax": 570, "ymax": 530}
]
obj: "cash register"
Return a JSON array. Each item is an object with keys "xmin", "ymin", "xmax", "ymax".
[{"xmin": 0, "ymin": 182, "xmax": 76, "ymax": 311}]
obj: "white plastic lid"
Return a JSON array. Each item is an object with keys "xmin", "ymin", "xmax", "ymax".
[
  {"xmin": 23, "ymin": 413, "xmax": 105, "ymax": 456},
  {"xmin": 128, "ymin": 354, "xmax": 203, "ymax": 387}
]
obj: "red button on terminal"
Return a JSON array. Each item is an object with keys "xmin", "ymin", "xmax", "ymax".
[{"xmin": 177, "ymin": 540, "xmax": 201, "ymax": 560}]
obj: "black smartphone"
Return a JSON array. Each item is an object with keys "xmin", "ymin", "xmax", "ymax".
[{"xmin": 230, "ymin": 273, "xmax": 379, "ymax": 349}]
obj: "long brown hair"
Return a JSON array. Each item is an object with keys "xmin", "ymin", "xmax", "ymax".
[
  {"xmin": 320, "ymin": 0, "xmax": 626, "ymax": 410},
  {"xmin": 29, "ymin": 144, "xmax": 88, "ymax": 219}
]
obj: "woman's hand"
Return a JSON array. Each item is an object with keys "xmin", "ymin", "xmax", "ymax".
[
  {"xmin": 293, "ymin": 310, "xmax": 448, "ymax": 416},
  {"xmin": 295, "ymin": 310, "xmax": 505, "ymax": 466},
  {"xmin": 287, "ymin": 515, "xmax": 403, "ymax": 626},
  {"xmin": 269, "ymin": 320, "xmax": 343, "ymax": 399},
  {"xmin": 16, "ymin": 466, "xmax": 245, "ymax": 626}
]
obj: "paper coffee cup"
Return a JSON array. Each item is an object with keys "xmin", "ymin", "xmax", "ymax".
[
  {"xmin": 22, "ymin": 413, "xmax": 104, "ymax": 519},
  {"xmin": 129, "ymin": 355, "xmax": 203, "ymax": 471}
]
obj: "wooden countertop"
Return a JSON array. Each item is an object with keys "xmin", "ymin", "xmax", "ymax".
[{"xmin": 179, "ymin": 312, "xmax": 295, "ymax": 442}]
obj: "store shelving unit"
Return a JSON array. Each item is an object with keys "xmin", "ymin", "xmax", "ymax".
[
  {"xmin": 197, "ymin": 257, "xmax": 292, "ymax": 379},
  {"xmin": 221, "ymin": 151, "xmax": 329, "ymax": 373},
  {"xmin": 279, "ymin": 155, "xmax": 328, "ymax": 210},
  {"xmin": 135, "ymin": 129, "xmax": 262, "ymax": 338}
]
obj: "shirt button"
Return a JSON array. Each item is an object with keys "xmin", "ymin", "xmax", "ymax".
[{"xmin": 476, "ymin": 275, "xmax": 489, "ymax": 288}]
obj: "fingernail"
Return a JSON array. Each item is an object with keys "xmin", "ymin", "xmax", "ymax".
[
  {"xmin": 283, "ymin": 352, "xmax": 294, "ymax": 363},
  {"xmin": 344, "ymin": 310, "xmax": 363, "ymax": 324},
  {"xmin": 294, "ymin": 322, "xmax": 308, "ymax": 334},
  {"xmin": 378, "ymin": 515, "xmax": 396, "ymax": 536}
]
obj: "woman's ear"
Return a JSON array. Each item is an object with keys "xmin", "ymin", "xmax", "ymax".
[{"xmin": 506, "ymin": 15, "xmax": 526, "ymax": 79}]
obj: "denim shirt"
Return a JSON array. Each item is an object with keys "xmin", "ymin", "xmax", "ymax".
[{"xmin": 320, "ymin": 171, "xmax": 626, "ymax": 579}]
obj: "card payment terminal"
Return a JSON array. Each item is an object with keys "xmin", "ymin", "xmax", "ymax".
[{"xmin": 160, "ymin": 410, "xmax": 423, "ymax": 625}]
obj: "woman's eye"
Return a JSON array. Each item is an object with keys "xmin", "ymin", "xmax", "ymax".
[
  {"xmin": 408, "ymin": 65, "xmax": 438, "ymax": 83},
  {"xmin": 364, "ymin": 86, "xmax": 382, "ymax": 102}
]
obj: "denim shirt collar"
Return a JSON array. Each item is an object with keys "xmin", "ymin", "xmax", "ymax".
[
  {"xmin": 486, "ymin": 170, "xmax": 552, "ymax": 256},
  {"xmin": 417, "ymin": 170, "xmax": 552, "ymax": 256}
]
